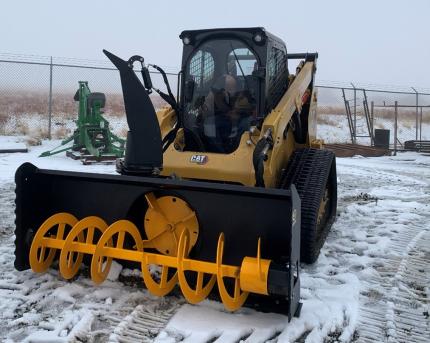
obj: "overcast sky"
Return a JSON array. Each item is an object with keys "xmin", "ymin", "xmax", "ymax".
[{"xmin": 1, "ymin": 0, "xmax": 429, "ymax": 89}]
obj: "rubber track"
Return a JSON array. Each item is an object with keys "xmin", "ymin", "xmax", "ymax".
[{"xmin": 281, "ymin": 148, "xmax": 336, "ymax": 264}]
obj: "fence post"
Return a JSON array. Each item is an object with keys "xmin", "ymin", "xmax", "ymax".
[
  {"xmin": 411, "ymin": 87, "xmax": 418, "ymax": 140},
  {"xmin": 48, "ymin": 56, "xmax": 53, "ymax": 140},
  {"xmin": 370, "ymin": 101, "xmax": 374, "ymax": 146},
  {"xmin": 419, "ymin": 106, "xmax": 423, "ymax": 143},
  {"xmin": 394, "ymin": 101, "xmax": 398, "ymax": 156},
  {"xmin": 351, "ymin": 83, "xmax": 357, "ymax": 144},
  {"xmin": 342, "ymin": 88, "xmax": 355, "ymax": 143}
]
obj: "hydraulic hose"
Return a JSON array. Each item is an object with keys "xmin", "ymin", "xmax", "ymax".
[
  {"xmin": 148, "ymin": 64, "xmax": 183, "ymax": 152},
  {"xmin": 253, "ymin": 128, "xmax": 273, "ymax": 187}
]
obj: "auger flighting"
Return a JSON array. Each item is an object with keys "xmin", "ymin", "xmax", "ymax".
[{"xmin": 29, "ymin": 193, "xmax": 271, "ymax": 311}]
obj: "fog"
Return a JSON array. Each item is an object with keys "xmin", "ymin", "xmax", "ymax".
[{"xmin": 1, "ymin": 0, "xmax": 429, "ymax": 89}]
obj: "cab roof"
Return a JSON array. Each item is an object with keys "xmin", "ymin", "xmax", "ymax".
[{"xmin": 179, "ymin": 27, "xmax": 285, "ymax": 47}]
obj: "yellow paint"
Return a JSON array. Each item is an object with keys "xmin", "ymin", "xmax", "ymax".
[
  {"xmin": 310, "ymin": 139, "xmax": 324, "ymax": 149},
  {"xmin": 161, "ymin": 134, "xmax": 256, "ymax": 186},
  {"xmin": 308, "ymin": 86, "xmax": 318, "ymax": 142},
  {"xmin": 144, "ymin": 193, "xmax": 199, "ymax": 256},
  {"xmin": 29, "ymin": 212, "xmax": 78, "ymax": 273},
  {"xmin": 60, "ymin": 216, "xmax": 109, "ymax": 279},
  {"xmin": 239, "ymin": 239, "xmax": 271, "ymax": 295},
  {"xmin": 157, "ymin": 61, "xmax": 317, "ymax": 188},
  {"xmin": 216, "ymin": 232, "xmax": 249, "ymax": 310},
  {"xmin": 29, "ymin": 211, "xmax": 272, "ymax": 312},
  {"xmin": 177, "ymin": 229, "xmax": 217, "ymax": 303}
]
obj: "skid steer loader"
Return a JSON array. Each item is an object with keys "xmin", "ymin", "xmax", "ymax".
[{"xmin": 14, "ymin": 27, "xmax": 337, "ymax": 321}]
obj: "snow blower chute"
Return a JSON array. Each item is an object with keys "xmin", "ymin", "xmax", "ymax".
[{"xmin": 15, "ymin": 28, "xmax": 337, "ymax": 321}]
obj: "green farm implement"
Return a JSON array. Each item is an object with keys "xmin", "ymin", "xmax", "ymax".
[{"xmin": 40, "ymin": 81, "xmax": 125, "ymax": 164}]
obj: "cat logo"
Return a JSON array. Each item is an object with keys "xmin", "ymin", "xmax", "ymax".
[{"xmin": 190, "ymin": 155, "xmax": 208, "ymax": 165}]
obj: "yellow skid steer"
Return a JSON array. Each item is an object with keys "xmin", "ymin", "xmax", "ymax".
[{"xmin": 15, "ymin": 28, "xmax": 337, "ymax": 321}]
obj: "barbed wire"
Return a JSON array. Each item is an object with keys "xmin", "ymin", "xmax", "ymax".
[
  {"xmin": 1, "ymin": 52, "xmax": 429, "ymax": 93},
  {"xmin": 0, "ymin": 52, "xmax": 178, "ymax": 74},
  {"xmin": 316, "ymin": 79, "xmax": 430, "ymax": 95}
]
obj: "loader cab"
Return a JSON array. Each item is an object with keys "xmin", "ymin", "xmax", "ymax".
[{"xmin": 179, "ymin": 28, "xmax": 289, "ymax": 154}]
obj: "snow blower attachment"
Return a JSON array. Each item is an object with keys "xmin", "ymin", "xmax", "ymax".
[
  {"xmin": 15, "ymin": 162, "xmax": 301, "ymax": 318},
  {"xmin": 15, "ymin": 28, "xmax": 338, "ymax": 320}
]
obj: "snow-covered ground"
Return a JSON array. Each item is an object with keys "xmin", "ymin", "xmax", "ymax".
[
  {"xmin": 0, "ymin": 137, "xmax": 429, "ymax": 342},
  {"xmin": 317, "ymin": 114, "xmax": 430, "ymax": 145},
  {"xmin": 2, "ymin": 111, "xmax": 429, "ymax": 147},
  {"xmin": 0, "ymin": 113, "xmax": 128, "ymax": 140}
]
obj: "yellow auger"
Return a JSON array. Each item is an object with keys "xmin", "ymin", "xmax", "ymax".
[{"xmin": 29, "ymin": 194, "xmax": 270, "ymax": 311}]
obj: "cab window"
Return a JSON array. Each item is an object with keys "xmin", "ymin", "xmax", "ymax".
[{"xmin": 183, "ymin": 39, "xmax": 259, "ymax": 154}]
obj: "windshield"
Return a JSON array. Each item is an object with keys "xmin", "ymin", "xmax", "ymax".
[{"xmin": 183, "ymin": 39, "xmax": 259, "ymax": 153}]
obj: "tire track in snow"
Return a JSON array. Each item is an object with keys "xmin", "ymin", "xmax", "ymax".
[
  {"xmin": 336, "ymin": 158, "xmax": 430, "ymax": 343},
  {"xmin": 108, "ymin": 303, "xmax": 181, "ymax": 343},
  {"xmin": 390, "ymin": 231, "xmax": 430, "ymax": 342}
]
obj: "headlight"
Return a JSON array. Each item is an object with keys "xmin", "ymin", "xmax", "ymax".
[
  {"xmin": 253, "ymin": 33, "xmax": 264, "ymax": 44},
  {"xmin": 182, "ymin": 36, "xmax": 192, "ymax": 45}
]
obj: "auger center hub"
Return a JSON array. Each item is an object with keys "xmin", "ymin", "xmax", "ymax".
[{"xmin": 144, "ymin": 194, "xmax": 199, "ymax": 256}]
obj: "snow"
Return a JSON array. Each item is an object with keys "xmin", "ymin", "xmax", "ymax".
[
  {"xmin": 0, "ymin": 139, "xmax": 429, "ymax": 342},
  {"xmin": 106, "ymin": 261, "xmax": 123, "ymax": 282},
  {"xmin": 0, "ymin": 136, "xmax": 27, "ymax": 152},
  {"xmin": 155, "ymin": 303, "xmax": 286, "ymax": 343},
  {"xmin": 0, "ymin": 113, "xmax": 128, "ymax": 142},
  {"xmin": 155, "ymin": 271, "xmax": 360, "ymax": 343},
  {"xmin": 0, "ymin": 138, "xmax": 117, "ymax": 182},
  {"xmin": 317, "ymin": 113, "xmax": 430, "ymax": 145}
]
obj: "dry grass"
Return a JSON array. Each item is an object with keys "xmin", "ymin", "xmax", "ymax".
[
  {"xmin": 0, "ymin": 91, "xmax": 167, "ymax": 118},
  {"xmin": 0, "ymin": 89, "xmax": 428, "ymax": 138},
  {"xmin": 53, "ymin": 127, "xmax": 70, "ymax": 139},
  {"xmin": 15, "ymin": 122, "xmax": 30, "ymax": 136},
  {"xmin": 318, "ymin": 105, "xmax": 430, "ymax": 122},
  {"xmin": 317, "ymin": 115, "xmax": 338, "ymax": 126},
  {"xmin": 25, "ymin": 136, "xmax": 42, "ymax": 146},
  {"xmin": 0, "ymin": 112, "xmax": 7, "ymax": 134},
  {"xmin": 29, "ymin": 127, "xmax": 49, "ymax": 141},
  {"xmin": 0, "ymin": 90, "xmax": 168, "ymax": 137},
  {"xmin": 318, "ymin": 106, "xmax": 346, "ymax": 116},
  {"xmin": 118, "ymin": 127, "xmax": 129, "ymax": 138},
  {"xmin": 0, "ymin": 91, "xmax": 126, "ymax": 117}
]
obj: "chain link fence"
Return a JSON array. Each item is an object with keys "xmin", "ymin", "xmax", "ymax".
[
  {"xmin": 1, "ymin": 53, "xmax": 429, "ymax": 149},
  {"xmin": 315, "ymin": 82, "xmax": 430, "ymax": 148},
  {"xmin": 0, "ymin": 53, "xmax": 177, "ymax": 144}
]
